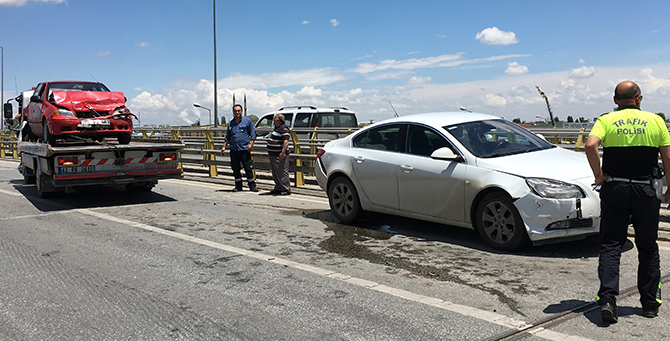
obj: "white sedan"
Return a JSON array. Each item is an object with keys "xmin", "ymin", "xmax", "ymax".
[{"xmin": 315, "ymin": 112, "xmax": 600, "ymax": 251}]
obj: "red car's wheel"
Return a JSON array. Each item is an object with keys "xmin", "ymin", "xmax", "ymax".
[
  {"xmin": 42, "ymin": 120, "xmax": 56, "ymax": 145},
  {"xmin": 117, "ymin": 133, "xmax": 131, "ymax": 145}
]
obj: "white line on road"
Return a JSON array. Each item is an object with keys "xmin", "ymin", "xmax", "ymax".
[
  {"xmin": 71, "ymin": 207, "xmax": 592, "ymax": 341},
  {"xmin": 161, "ymin": 178, "xmax": 329, "ymax": 204},
  {"xmin": 0, "ymin": 188, "xmax": 23, "ymax": 197}
]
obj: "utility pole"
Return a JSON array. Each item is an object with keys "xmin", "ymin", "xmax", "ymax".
[{"xmin": 535, "ymin": 86, "xmax": 556, "ymax": 129}]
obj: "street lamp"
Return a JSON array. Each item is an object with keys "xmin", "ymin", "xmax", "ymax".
[
  {"xmin": 193, "ymin": 103, "xmax": 211, "ymax": 126},
  {"xmin": 212, "ymin": 0, "xmax": 218, "ymax": 127},
  {"xmin": 459, "ymin": 106, "xmax": 472, "ymax": 113}
]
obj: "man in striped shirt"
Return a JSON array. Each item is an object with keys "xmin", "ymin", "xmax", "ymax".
[{"xmin": 267, "ymin": 114, "xmax": 291, "ymax": 195}]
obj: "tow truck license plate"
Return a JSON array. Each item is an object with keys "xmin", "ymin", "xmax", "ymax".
[
  {"xmin": 58, "ymin": 166, "xmax": 95, "ymax": 174},
  {"xmin": 79, "ymin": 119, "xmax": 110, "ymax": 127}
]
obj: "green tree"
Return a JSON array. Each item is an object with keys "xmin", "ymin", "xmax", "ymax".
[
  {"xmin": 512, "ymin": 118, "xmax": 521, "ymax": 123},
  {"xmin": 656, "ymin": 112, "xmax": 666, "ymax": 121},
  {"xmin": 567, "ymin": 116, "xmax": 574, "ymax": 123}
]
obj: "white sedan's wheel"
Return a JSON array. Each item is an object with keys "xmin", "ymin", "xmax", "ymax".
[
  {"xmin": 328, "ymin": 177, "xmax": 365, "ymax": 223},
  {"xmin": 475, "ymin": 192, "xmax": 529, "ymax": 251}
]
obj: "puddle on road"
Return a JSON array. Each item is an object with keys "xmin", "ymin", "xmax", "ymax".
[{"xmin": 299, "ymin": 208, "xmax": 526, "ymax": 316}]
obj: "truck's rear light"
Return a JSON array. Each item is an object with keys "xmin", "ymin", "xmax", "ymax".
[
  {"xmin": 58, "ymin": 156, "xmax": 79, "ymax": 166},
  {"xmin": 159, "ymin": 153, "xmax": 177, "ymax": 161}
]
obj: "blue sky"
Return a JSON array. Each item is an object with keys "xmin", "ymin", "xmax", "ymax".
[{"xmin": 2, "ymin": 0, "xmax": 670, "ymax": 126}]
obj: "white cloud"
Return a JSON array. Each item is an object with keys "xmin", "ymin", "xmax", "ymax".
[
  {"xmin": 504, "ymin": 62, "xmax": 529, "ymax": 76},
  {"xmin": 484, "ymin": 94, "xmax": 508, "ymax": 107},
  {"xmin": 476, "ymin": 27, "xmax": 519, "ymax": 46},
  {"xmin": 330, "ymin": 19, "xmax": 339, "ymax": 27},
  {"xmin": 353, "ymin": 53, "xmax": 529, "ymax": 74},
  {"xmin": 296, "ymin": 86, "xmax": 323, "ymax": 98},
  {"xmin": 302, "ymin": 20, "xmax": 310, "ymax": 24},
  {"xmin": 578, "ymin": 58, "xmax": 586, "ymax": 64},
  {"xmin": 219, "ymin": 67, "xmax": 346, "ymax": 89},
  {"xmin": 569, "ymin": 66, "xmax": 597, "ymax": 79},
  {"xmin": 0, "ymin": 0, "xmax": 65, "ymax": 6},
  {"xmin": 365, "ymin": 70, "xmax": 413, "ymax": 81},
  {"xmin": 135, "ymin": 42, "xmax": 150, "ymax": 47},
  {"xmin": 350, "ymin": 54, "xmax": 375, "ymax": 62},
  {"xmin": 97, "ymin": 51, "xmax": 110, "ymax": 57},
  {"xmin": 405, "ymin": 76, "xmax": 432, "ymax": 86},
  {"xmin": 639, "ymin": 68, "xmax": 670, "ymax": 94}
]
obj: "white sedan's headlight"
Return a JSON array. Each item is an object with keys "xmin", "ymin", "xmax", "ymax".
[{"xmin": 526, "ymin": 177, "xmax": 585, "ymax": 199}]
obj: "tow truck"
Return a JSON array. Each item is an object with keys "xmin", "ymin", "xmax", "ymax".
[{"xmin": 4, "ymin": 92, "xmax": 184, "ymax": 198}]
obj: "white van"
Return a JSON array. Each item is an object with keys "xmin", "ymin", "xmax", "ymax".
[{"xmin": 255, "ymin": 106, "xmax": 358, "ymax": 130}]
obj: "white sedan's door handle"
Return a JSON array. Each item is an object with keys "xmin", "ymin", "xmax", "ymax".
[
  {"xmin": 354, "ymin": 156, "xmax": 365, "ymax": 163},
  {"xmin": 400, "ymin": 165, "xmax": 413, "ymax": 173}
]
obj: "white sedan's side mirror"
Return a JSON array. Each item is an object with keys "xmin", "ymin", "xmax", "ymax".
[
  {"xmin": 431, "ymin": 147, "xmax": 462, "ymax": 161},
  {"xmin": 536, "ymin": 133, "xmax": 547, "ymax": 141}
]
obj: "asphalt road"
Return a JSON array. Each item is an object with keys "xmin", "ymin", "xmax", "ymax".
[{"xmin": 1, "ymin": 159, "xmax": 669, "ymax": 340}]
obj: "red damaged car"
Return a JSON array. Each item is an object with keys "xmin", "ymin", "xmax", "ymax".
[{"xmin": 25, "ymin": 81, "xmax": 136, "ymax": 144}]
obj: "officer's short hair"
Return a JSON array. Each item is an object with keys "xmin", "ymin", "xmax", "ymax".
[
  {"xmin": 233, "ymin": 104, "xmax": 243, "ymax": 111},
  {"xmin": 615, "ymin": 83, "xmax": 641, "ymax": 100}
]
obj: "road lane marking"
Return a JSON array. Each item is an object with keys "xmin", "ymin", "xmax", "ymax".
[
  {"xmin": 74, "ymin": 207, "xmax": 594, "ymax": 341},
  {"xmin": 0, "ymin": 188, "xmax": 23, "ymax": 197},
  {"xmin": 161, "ymin": 178, "xmax": 329, "ymax": 204}
]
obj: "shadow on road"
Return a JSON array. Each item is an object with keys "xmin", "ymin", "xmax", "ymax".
[{"xmin": 11, "ymin": 180, "xmax": 176, "ymax": 212}]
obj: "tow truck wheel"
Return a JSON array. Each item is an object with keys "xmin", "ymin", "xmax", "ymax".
[
  {"xmin": 126, "ymin": 182, "xmax": 154, "ymax": 192},
  {"xmin": 23, "ymin": 168, "xmax": 36, "ymax": 184},
  {"xmin": 36, "ymin": 167, "xmax": 53, "ymax": 198},
  {"xmin": 118, "ymin": 133, "xmax": 131, "ymax": 145}
]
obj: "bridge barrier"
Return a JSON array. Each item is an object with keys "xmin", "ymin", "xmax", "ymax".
[{"xmin": 0, "ymin": 126, "xmax": 600, "ymax": 188}]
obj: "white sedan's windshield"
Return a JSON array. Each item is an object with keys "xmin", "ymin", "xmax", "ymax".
[{"xmin": 444, "ymin": 119, "xmax": 553, "ymax": 158}]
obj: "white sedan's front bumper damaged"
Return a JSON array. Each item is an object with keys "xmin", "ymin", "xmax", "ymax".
[{"xmin": 514, "ymin": 193, "xmax": 600, "ymax": 242}]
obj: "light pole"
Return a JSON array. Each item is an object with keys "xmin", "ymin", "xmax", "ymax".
[
  {"xmin": 193, "ymin": 103, "xmax": 212, "ymax": 126},
  {"xmin": 459, "ymin": 106, "xmax": 472, "ymax": 113},
  {"xmin": 212, "ymin": 0, "xmax": 218, "ymax": 127}
]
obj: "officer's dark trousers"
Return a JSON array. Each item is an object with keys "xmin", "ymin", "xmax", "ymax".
[
  {"xmin": 230, "ymin": 150, "xmax": 255, "ymax": 188},
  {"xmin": 598, "ymin": 181, "xmax": 661, "ymax": 309}
]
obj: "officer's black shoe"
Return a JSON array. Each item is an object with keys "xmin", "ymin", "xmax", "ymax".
[
  {"xmin": 601, "ymin": 302, "xmax": 618, "ymax": 324},
  {"xmin": 232, "ymin": 185, "xmax": 243, "ymax": 192},
  {"xmin": 249, "ymin": 185, "xmax": 259, "ymax": 192},
  {"xmin": 642, "ymin": 305, "xmax": 659, "ymax": 318}
]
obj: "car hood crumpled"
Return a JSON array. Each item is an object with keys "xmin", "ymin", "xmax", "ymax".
[
  {"xmin": 52, "ymin": 90, "xmax": 126, "ymax": 112},
  {"xmin": 475, "ymin": 147, "xmax": 593, "ymax": 183}
]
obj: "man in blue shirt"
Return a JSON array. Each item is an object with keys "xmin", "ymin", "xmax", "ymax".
[{"xmin": 221, "ymin": 104, "xmax": 258, "ymax": 192}]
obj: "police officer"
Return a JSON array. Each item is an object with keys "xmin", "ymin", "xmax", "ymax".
[
  {"xmin": 221, "ymin": 104, "xmax": 258, "ymax": 192},
  {"xmin": 585, "ymin": 80, "xmax": 670, "ymax": 323}
]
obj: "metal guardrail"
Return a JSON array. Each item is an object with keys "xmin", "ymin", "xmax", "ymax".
[{"xmin": 0, "ymin": 126, "xmax": 593, "ymax": 187}]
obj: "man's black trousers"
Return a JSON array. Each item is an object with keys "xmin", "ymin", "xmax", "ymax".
[
  {"xmin": 598, "ymin": 181, "xmax": 661, "ymax": 309},
  {"xmin": 229, "ymin": 150, "xmax": 255, "ymax": 187}
]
